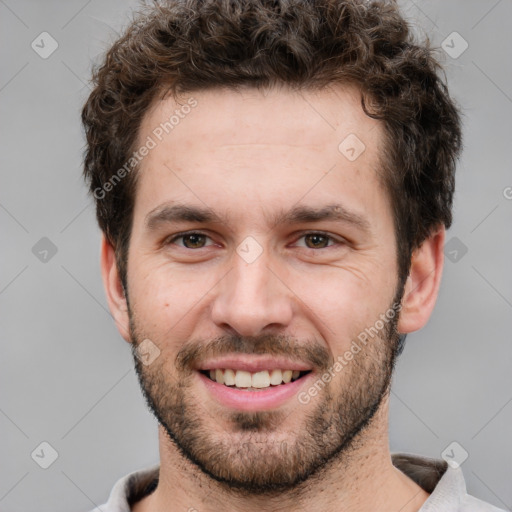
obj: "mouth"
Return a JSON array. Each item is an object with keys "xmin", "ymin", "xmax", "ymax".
[
  {"xmin": 196, "ymin": 357, "xmax": 314, "ymax": 411},
  {"xmin": 199, "ymin": 368, "xmax": 311, "ymax": 390}
]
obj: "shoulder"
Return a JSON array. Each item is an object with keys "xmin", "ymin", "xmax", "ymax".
[
  {"xmin": 86, "ymin": 464, "xmax": 160, "ymax": 512},
  {"xmin": 392, "ymin": 452, "xmax": 507, "ymax": 512}
]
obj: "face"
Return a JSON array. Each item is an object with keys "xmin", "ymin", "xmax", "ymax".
[{"xmin": 124, "ymin": 84, "xmax": 403, "ymax": 493}]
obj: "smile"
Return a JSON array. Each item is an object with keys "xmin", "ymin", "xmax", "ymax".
[
  {"xmin": 197, "ymin": 358, "xmax": 314, "ymax": 411},
  {"xmin": 201, "ymin": 368, "xmax": 310, "ymax": 390}
]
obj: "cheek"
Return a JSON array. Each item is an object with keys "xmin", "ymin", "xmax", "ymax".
[
  {"xmin": 288, "ymin": 266, "xmax": 389, "ymax": 349},
  {"xmin": 129, "ymin": 261, "xmax": 219, "ymax": 336},
  {"xmin": 128, "ymin": 244, "xmax": 395, "ymax": 352}
]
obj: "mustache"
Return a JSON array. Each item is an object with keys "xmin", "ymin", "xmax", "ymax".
[{"xmin": 175, "ymin": 333, "xmax": 333, "ymax": 372}]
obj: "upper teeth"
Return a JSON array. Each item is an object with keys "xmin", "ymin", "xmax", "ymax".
[{"xmin": 208, "ymin": 369, "xmax": 302, "ymax": 388}]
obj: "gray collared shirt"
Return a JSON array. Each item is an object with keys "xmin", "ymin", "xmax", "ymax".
[{"xmin": 88, "ymin": 453, "xmax": 506, "ymax": 511}]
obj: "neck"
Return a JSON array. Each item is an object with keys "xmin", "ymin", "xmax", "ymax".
[{"xmin": 133, "ymin": 399, "xmax": 429, "ymax": 512}]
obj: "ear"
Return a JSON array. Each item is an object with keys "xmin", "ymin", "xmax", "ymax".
[
  {"xmin": 100, "ymin": 234, "xmax": 131, "ymax": 343},
  {"xmin": 397, "ymin": 226, "xmax": 445, "ymax": 334}
]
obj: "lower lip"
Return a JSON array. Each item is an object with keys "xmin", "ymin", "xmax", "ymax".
[{"xmin": 198, "ymin": 371, "xmax": 313, "ymax": 411}]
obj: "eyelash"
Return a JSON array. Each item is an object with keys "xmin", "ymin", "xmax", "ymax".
[{"xmin": 164, "ymin": 230, "xmax": 344, "ymax": 249}]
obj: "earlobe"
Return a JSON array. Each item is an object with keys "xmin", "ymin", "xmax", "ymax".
[
  {"xmin": 100, "ymin": 234, "xmax": 132, "ymax": 343},
  {"xmin": 397, "ymin": 226, "xmax": 445, "ymax": 334}
]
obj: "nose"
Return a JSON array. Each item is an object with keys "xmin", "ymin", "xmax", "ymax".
[{"xmin": 210, "ymin": 248, "xmax": 294, "ymax": 337}]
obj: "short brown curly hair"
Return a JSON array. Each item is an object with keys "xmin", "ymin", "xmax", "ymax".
[{"xmin": 82, "ymin": 0, "xmax": 462, "ymax": 290}]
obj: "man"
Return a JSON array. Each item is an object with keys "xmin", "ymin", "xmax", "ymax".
[{"xmin": 82, "ymin": 0, "xmax": 504, "ymax": 510}]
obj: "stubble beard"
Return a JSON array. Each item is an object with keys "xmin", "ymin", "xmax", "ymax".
[{"xmin": 128, "ymin": 293, "xmax": 403, "ymax": 495}]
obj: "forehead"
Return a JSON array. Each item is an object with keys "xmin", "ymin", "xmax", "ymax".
[
  {"xmin": 133, "ymin": 84, "xmax": 387, "ymax": 226},
  {"xmin": 140, "ymin": 83, "xmax": 382, "ymax": 154}
]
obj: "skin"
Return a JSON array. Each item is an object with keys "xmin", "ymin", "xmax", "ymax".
[{"xmin": 101, "ymin": 84, "xmax": 445, "ymax": 512}]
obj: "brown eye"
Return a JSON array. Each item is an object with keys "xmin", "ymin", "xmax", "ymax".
[
  {"xmin": 303, "ymin": 233, "xmax": 331, "ymax": 249},
  {"xmin": 167, "ymin": 232, "xmax": 213, "ymax": 249},
  {"xmin": 182, "ymin": 234, "xmax": 207, "ymax": 248},
  {"xmin": 301, "ymin": 233, "xmax": 334, "ymax": 249}
]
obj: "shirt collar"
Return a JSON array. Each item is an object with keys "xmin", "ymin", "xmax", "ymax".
[
  {"xmin": 106, "ymin": 453, "xmax": 462, "ymax": 510},
  {"xmin": 392, "ymin": 453, "xmax": 466, "ymax": 511}
]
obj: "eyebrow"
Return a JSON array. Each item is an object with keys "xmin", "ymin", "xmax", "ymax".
[
  {"xmin": 269, "ymin": 203, "xmax": 371, "ymax": 233},
  {"xmin": 145, "ymin": 201, "xmax": 371, "ymax": 234},
  {"xmin": 145, "ymin": 203, "xmax": 225, "ymax": 231}
]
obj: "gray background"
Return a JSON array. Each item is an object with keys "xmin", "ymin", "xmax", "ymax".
[{"xmin": 0, "ymin": 1, "xmax": 511, "ymax": 511}]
